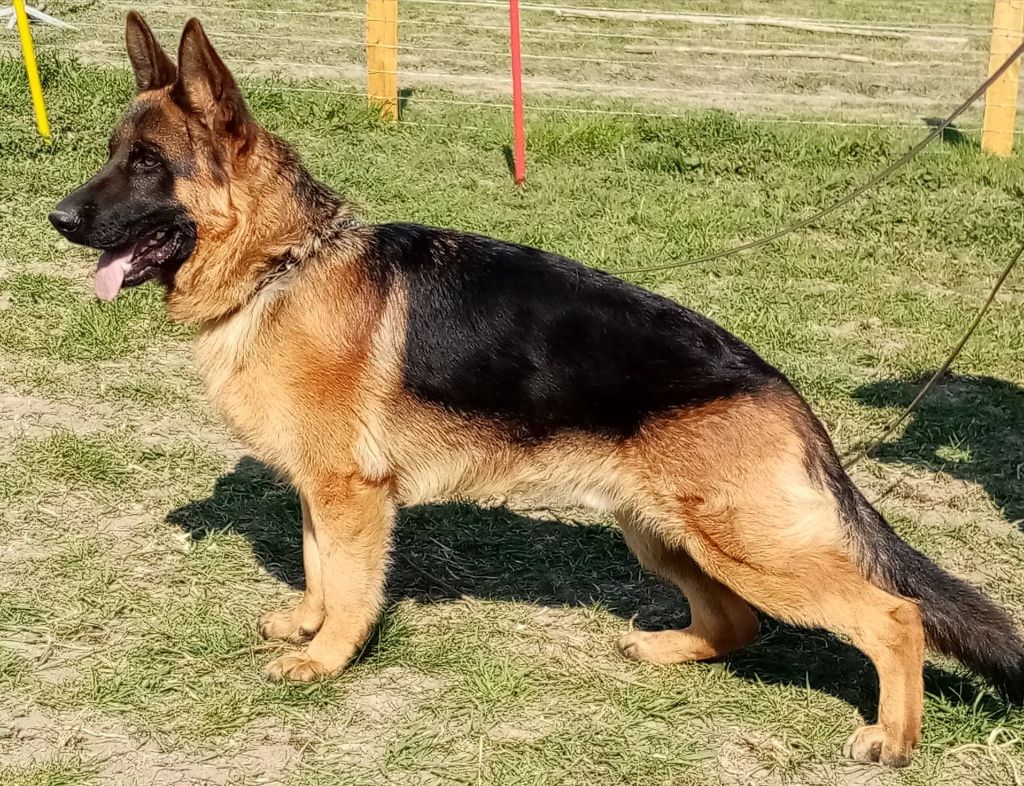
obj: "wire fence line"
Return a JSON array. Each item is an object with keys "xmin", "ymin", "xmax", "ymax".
[
  {"xmin": 58, "ymin": 22, "xmax": 989, "ymax": 70},
  {"xmin": 56, "ymin": 24, "xmax": 990, "ymax": 72},
  {"xmin": 1, "ymin": 0, "xmax": 1015, "ymax": 132}
]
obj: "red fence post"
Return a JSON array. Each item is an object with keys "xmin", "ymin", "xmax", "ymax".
[{"xmin": 509, "ymin": 0, "xmax": 527, "ymax": 185}]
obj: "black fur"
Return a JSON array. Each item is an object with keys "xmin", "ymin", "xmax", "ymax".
[
  {"xmin": 367, "ymin": 224, "xmax": 784, "ymax": 440},
  {"xmin": 804, "ymin": 425, "xmax": 1024, "ymax": 704},
  {"xmin": 52, "ymin": 139, "xmax": 186, "ymax": 252}
]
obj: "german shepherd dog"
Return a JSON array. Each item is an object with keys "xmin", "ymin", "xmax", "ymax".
[{"xmin": 51, "ymin": 13, "xmax": 1024, "ymax": 767}]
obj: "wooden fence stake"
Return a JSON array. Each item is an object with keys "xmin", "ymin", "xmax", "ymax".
[
  {"xmin": 367, "ymin": 0, "xmax": 398, "ymax": 120},
  {"xmin": 982, "ymin": 0, "xmax": 1024, "ymax": 155}
]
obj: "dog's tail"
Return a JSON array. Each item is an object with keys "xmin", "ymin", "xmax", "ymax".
[{"xmin": 824, "ymin": 454, "xmax": 1024, "ymax": 703}]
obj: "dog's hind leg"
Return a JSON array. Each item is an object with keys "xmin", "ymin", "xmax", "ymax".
[
  {"xmin": 615, "ymin": 514, "xmax": 760, "ymax": 664},
  {"xmin": 659, "ymin": 464, "xmax": 923, "ymax": 764},
  {"xmin": 259, "ymin": 492, "xmax": 326, "ymax": 643},
  {"xmin": 691, "ymin": 527, "xmax": 925, "ymax": 767},
  {"xmin": 625, "ymin": 393, "xmax": 925, "ymax": 765}
]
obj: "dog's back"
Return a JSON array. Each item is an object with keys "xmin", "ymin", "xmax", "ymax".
[{"xmin": 366, "ymin": 222, "xmax": 784, "ymax": 441}]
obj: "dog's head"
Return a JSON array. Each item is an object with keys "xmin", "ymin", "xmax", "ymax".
[{"xmin": 50, "ymin": 12, "xmax": 255, "ymax": 302}]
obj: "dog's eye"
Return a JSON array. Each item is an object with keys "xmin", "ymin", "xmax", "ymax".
[{"xmin": 134, "ymin": 152, "xmax": 162, "ymax": 171}]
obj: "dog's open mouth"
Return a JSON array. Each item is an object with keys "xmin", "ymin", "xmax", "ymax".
[{"xmin": 95, "ymin": 226, "xmax": 190, "ymax": 301}]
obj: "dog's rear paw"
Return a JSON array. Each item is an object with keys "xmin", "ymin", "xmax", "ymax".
[
  {"xmin": 618, "ymin": 631, "xmax": 665, "ymax": 663},
  {"xmin": 617, "ymin": 630, "xmax": 698, "ymax": 664},
  {"xmin": 265, "ymin": 651, "xmax": 332, "ymax": 683}
]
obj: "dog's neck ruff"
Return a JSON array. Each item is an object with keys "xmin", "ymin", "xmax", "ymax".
[{"xmin": 257, "ymin": 209, "xmax": 360, "ymax": 293}]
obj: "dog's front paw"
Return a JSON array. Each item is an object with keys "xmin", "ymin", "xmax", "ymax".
[
  {"xmin": 258, "ymin": 604, "xmax": 323, "ymax": 643},
  {"xmin": 265, "ymin": 651, "xmax": 335, "ymax": 683},
  {"xmin": 842, "ymin": 724, "xmax": 914, "ymax": 768}
]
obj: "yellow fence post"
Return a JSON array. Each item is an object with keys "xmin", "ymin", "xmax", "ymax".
[
  {"xmin": 13, "ymin": 0, "xmax": 52, "ymax": 141},
  {"xmin": 367, "ymin": 0, "xmax": 398, "ymax": 120},
  {"xmin": 982, "ymin": 0, "xmax": 1024, "ymax": 155}
]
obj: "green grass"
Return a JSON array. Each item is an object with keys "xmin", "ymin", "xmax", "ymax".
[
  {"xmin": 2, "ymin": 37, "xmax": 1024, "ymax": 786},
  {"xmin": 0, "ymin": 757, "xmax": 99, "ymax": 786},
  {"xmin": 0, "ymin": 273, "xmax": 187, "ymax": 362}
]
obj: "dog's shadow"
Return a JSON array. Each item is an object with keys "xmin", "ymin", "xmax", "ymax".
[
  {"xmin": 855, "ymin": 372, "xmax": 1024, "ymax": 528},
  {"xmin": 168, "ymin": 456, "xmax": 1001, "ymax": 721}
]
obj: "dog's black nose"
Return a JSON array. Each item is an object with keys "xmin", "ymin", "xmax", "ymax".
[{"xmin": 49, "ymin": 209, "xmax": 82, "ymax": 236}]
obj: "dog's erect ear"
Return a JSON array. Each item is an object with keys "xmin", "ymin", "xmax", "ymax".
[
  {"xmin": 172, "ymin": 18, "xmax": 252, "ymax": 141},
  {"xmin": 125, "ymin": 11, "xmax": 177, "ymax": 92}
]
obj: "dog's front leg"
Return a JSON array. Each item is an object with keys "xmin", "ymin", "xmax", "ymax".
[
  {"xmin": 259, "ymin": 493, "xmax": 326, "ymax": 643},
  {"xmin": 264, "ymin": 473, "xmax": 394, "ymax": 682}
]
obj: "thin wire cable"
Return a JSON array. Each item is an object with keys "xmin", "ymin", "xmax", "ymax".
[
  {"xmin": 91, "ymin": 1, "xmax": 993, "ymax": 36},
  {"xmin": 390, "ymin": 71, "xmax": 973, "ymax": 106},
  {"xmin": 58, "ymin": 14, "xmax": 993, "ymax": 52},
  {"xmin": 62, "ymin": 19, "xmax": 978, "ymax": 57},
  {"xmin": 0, "ymin": 43, "xmax": 990, "ymax": 131},
  {"xmin": 397, "ymin": 0, "xmax": 991, "ymax": 33},
  {"xmin": 100, "ymin": 3, "xmax": 365, "ymax": 20},
  {"xmin": 522, "ymin": 26, "xmax": 992, "ymax": 45},
  {"xmin": 612, "ymin": 40, "xmax": 1024, "ymax": 276},
  {"xmin": 65, "ymin": 22, "xmax": 985, "ymax": 70},
  {"xmin": 62, "ymin": 29, "xmax": 983, "ymax": 75},
  {"xmin": 255, "ymin": 88, "xmax": 933, "ymax": 129},
  {"xmin": 398, "ymin": 20, "xmax": 988, "ymax": 47},
  {"xmin": 56, "ymin": 40, "xmax": 980, "ymax": 103},
  {"xmin": 71, "ymin": 21, "xmax": 366, "ymax": 48},
  {"xmin": 843, "ymin": 243, "xmax": 1023, "ymax": 469}
]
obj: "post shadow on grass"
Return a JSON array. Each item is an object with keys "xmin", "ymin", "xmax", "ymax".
[
  {"xmin": 854, "ymin": 372, "xmax": 1024, "ymax": 527},
  {"xmin": 398, "ymin": 87, "xmax": 415, "ymax": 115},
  {"xmin": 923, "ymin": 117, "xmax": 976, "ymax": 148},
  {"xmin": 167, "ymin": 455, "xmax": 1005, "ymax": 721},
  {"xmin": 502, "ymin": 145, "xmax": 516, "ymax": 180}
]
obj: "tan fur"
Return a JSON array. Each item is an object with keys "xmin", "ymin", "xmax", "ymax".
[
  {"xmin": 114, "ymin": 16, "xmax": 929, "ymax": 766},
  {"xmin": 168, "ymin": 132, "xmax": 357, "ymax": 324}
]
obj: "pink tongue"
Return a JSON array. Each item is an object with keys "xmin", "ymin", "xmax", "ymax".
[{"xmin": 95, "ymin": 245, "xmax": 136, "ymax": 301}]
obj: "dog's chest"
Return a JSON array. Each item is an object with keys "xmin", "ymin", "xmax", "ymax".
[{"xmin": 194, "ymin": 305, "xmax": 294, "ymax": 463}]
